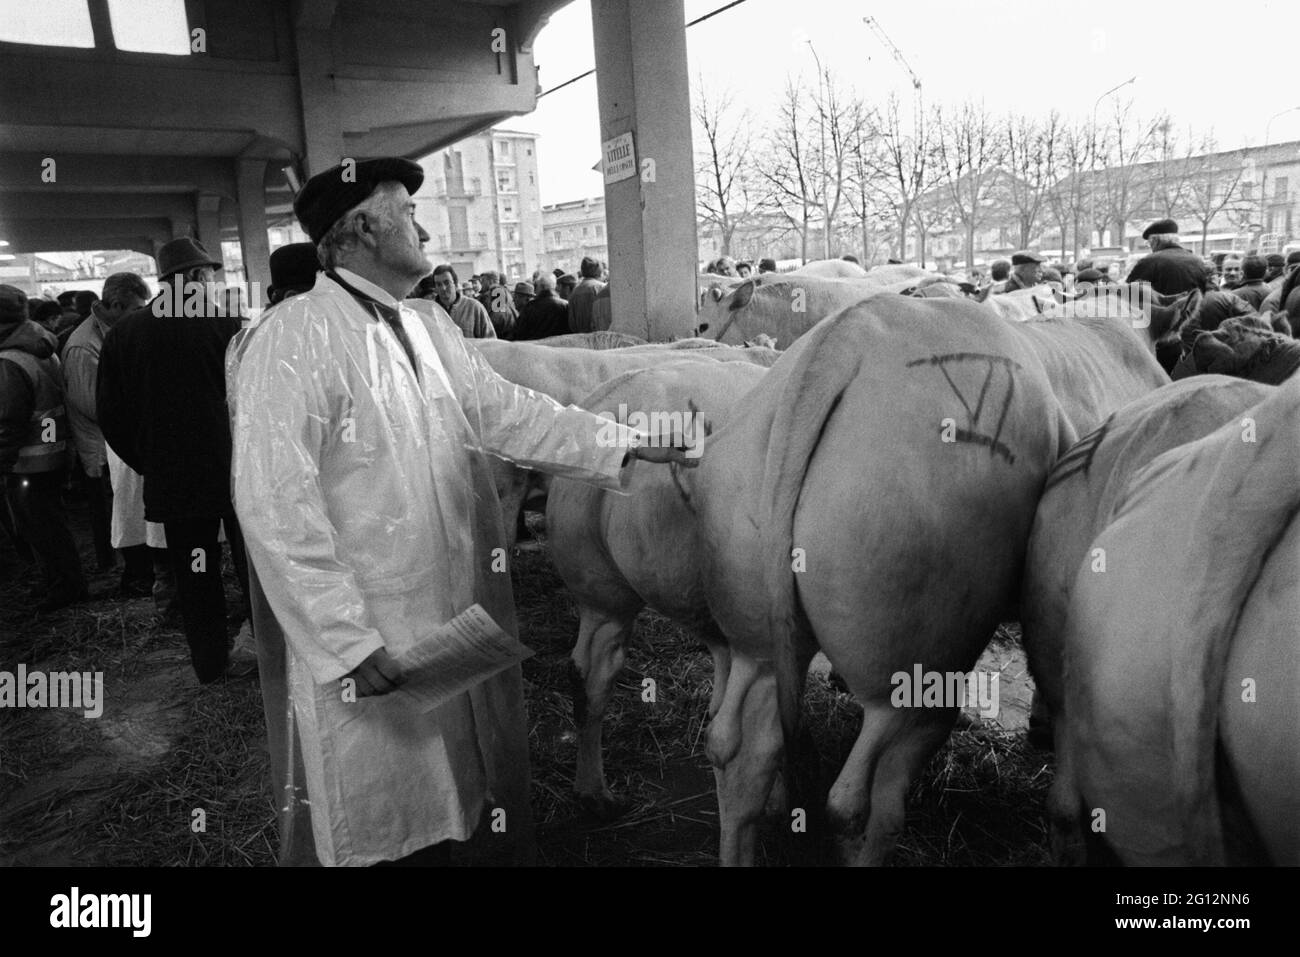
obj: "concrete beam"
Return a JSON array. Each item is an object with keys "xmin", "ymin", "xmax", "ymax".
[
  {"xmin": 0, "ymin": 193, "xmax": 196, "ymax": 222},
  {"xmin": 0, "ymin": 218, "xmax": 173, "ymax": 255},
  {"xmin": 235, "ymin": 159, "xmax": 273, "ymax": 297},
  {"xmin": 0, "ymin": 153, "xmax": 237, "ymax": 199},
  {"xmin": 591, "ymin": 0, "xmax": 697, "ymax": 340}
]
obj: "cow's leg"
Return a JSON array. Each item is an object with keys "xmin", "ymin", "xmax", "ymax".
[
  {"xmin": 707, "ymin": 650, "xmax": 782, "ymax": 866},
  {"xmin": 1027, "ymin": 690, "xmax": 1054, "ymax": 750},
  {"xmin": 1047, "ymin": 722, "xmax": 1086, "ymax": 865},
  {"xmin": 827, "ymin": 703, "xmax": 954, "ymax": 866},
  {"xmin": 701, "ymin": 629, "xmax": 731, "ymax": 721},
  {"xmin": 570, "ymin": 606, "xmax": 636, "ymax": 819}
]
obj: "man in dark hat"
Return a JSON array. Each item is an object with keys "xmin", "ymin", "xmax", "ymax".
[
  {"xmin": 228, "ymin": 156, "xmax": 692, "ymax": 868},
  {"xmin": 1264, "ymin": 252, "xmax": 1286, "ymax": 284},
  {"xmin": 97, "ymin": 236, "xmax": 252, "ymax": 683},
  {"xmin": 0, "ymin": 283, "xmax": 87, "ymax": 611},
  {"xmin": 266, "ymin": 242, "xmax": 321, "ymax": 306},
  {"xmin": 514, "ymin": 273, "xmax": 570, "ymax": 341},
  {"xmin": 511, "ymin": 280, "xmax": 535, "ymax": 316},
  {"xmin": 996, "ymin": 251, "xmax": 1044, "ymax": 294},
  {"xmin": 1125, "ymin": 219, "xmax": 1209, "ymax": 295},
  {"xmin": 567, "ymin": 256, "xmax": 607, "ymax": 333},
  {"xmin": 556, "ymin": 273, "xmax": 578, "ymax": 300}
]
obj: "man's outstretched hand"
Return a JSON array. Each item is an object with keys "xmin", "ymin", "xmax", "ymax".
[
  {"xmin": 344, "ymin": 647, "xmax": 404, "ymax": 697},
  {"xmin": 631, "ymin": 443, "xmax": 701, "ymax": 467}
]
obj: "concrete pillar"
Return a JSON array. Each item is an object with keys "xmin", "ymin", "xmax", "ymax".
[
  {"xmin": 591, "ymin": 0, "xmax": 697, "ymax": 341},
  {"xmin": 195, "ymin": 194, "xmax": 222, "ymax": 250},
  {"xmin": 235, "ymin": 159, "xmax": 272, "ymax": 308},
  {"xmin": 295, "ymin": 28, "xmax": 346, "ymax": 175}
]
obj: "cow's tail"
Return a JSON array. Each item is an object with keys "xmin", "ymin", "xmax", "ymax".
[{"xmin": 757, "ymin": 310, "xmax": 867, "ymax": 784}]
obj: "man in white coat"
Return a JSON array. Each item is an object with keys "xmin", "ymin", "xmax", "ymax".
[{"xmin": 229, "ymin": 157, "xmax": 690, "ymax": 866}]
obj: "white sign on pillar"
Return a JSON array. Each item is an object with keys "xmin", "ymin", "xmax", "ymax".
[{"xmin": 602, "ymin": 132, "xmax": 637, "ymax": 185}]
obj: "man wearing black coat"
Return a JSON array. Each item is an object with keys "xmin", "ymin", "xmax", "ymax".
[
  {"xmin": 1228, "ymin": 255, "xmax": 1271, "ymax": 311},
  {"xmin": 97, "ymin": 237, "xmax": 250, "ymax": 683},
  {"xmin": 1125, "ymin": 219, "xmax": 1210, "ymax": 296},
  {"xmin": 513, "ymin": 273, "xmax": 572, "ymax": 341}
]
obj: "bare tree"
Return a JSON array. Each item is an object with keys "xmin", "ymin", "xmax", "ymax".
[
  {"xmin": 804, "ymin": 66, "xmax": 869, "ymax": 259},
  {"xmin": 1003, "ymin": 111, "xmax": 1061, "ymax": 249},
  {"xmin": 693, "ymin": 78, "xmax": 754, "ymax": 259},
  {"xmin": 1184, "ymin": 138, "xmax": 1252, "ymax": 253},
  {"xmin": 755, "ymin": 77, "xmax": 821, "ymax": 264},
  {"xmin": 845, "ymin": 111, "xmax": 891, "ymax": 264},
  {"xmin": 1044, "ymin": 120, "xmax": 1094, "ymax": 263},
  {"xmin": 1092, "ymin": 98, "xmax": 1159, "ymax": 249},
  {"xmin": 1142, "ymin": 115, "xmax": 1197, "ymax": 221},
  {"xmin": 933, "ymin": 101, "xmax": 1006, "ymax": 267},
  {"xmin": 869, "ymin": 91, "xmax": 931, "ymax": 262}
]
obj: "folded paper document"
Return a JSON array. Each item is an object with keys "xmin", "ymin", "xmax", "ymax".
[{"xmin": 394, "ymin": 604, "xmax": 533, "ymax": 713}]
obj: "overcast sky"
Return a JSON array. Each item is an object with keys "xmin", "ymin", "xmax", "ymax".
[{"xmin": 518, "ymin": 0, "xmax": 1300, "ymax": 206}]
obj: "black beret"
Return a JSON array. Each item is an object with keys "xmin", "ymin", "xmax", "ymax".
[
  {"xmin": 268, "ymin": 242, "xmax": 321, "ymax": 295},
  {"xmin": 293, "ymin": 157, "xmax": 424, "ymax": 244},
  {"xmin": 1266, "ymin": 253, "xmax": 1285, "ymax": 268},
  {"xmin": 1075, "ymin": 268, "xmax": 1104, "ymax": 284},
  {"xmin": 1142, "ymin": 219, "xmax": 1178, "ymax": 239},
  {"xmin": 1010, "ymin": 250, "xmax": 1044, "ymax": 265}
]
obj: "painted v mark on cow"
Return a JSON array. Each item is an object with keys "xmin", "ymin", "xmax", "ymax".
[
  {"xmin": 906, "ymin": 352, "xmax": 1023, "ymax": 465},
  {"xmin": 1043, "ymin": 415, "xmax": 1112, "ymax": 492}
]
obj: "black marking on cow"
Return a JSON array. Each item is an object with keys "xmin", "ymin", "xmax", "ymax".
[
  {"xmin": 906, "ymin": 352, "xmax": 1023, "ymax": 464},
  {"xmin": 1044, "ymin": 415, "xmax": 1112, "ymax": 492}
]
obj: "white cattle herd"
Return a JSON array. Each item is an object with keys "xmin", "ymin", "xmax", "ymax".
[{"xmin": 468, "ymin": 260, "xmax": 1298, "ymax": 867}]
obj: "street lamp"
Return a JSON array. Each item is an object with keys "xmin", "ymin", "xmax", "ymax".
[
  {"xmin": 1258, "ymin": 106, "xmax": 1300, "ymax": 248},
  {"xmin": 1089, "ymin": 76, "xmax": 1138, "ymax": 254}
]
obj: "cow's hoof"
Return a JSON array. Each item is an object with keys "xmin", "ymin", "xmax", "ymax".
[
  {"xmin": 577, "ymin": 792, "xmax": 631, "ymax": 822},
  {"xmin": 1026, "ymin": 720, "xmax": 1054, "ymax": 751}
]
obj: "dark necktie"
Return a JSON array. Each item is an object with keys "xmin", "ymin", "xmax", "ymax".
[{"xmin": 328, "ymin": 270, "xmax": 420, "ymax": 382}]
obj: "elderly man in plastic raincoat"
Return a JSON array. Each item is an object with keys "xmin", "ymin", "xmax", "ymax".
[{"xmin": 228, "ymin": 158, "xmax": 689, "ymax": 866}]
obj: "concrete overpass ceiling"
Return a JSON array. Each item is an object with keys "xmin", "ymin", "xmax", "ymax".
[{"xmin": 0, "ymin": 0, "xmax": 575, "ymax": 256}]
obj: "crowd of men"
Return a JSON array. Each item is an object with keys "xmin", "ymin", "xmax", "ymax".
[{"xmin": 406, "ymin": 255, "xmax": 610, "ymax": 341}]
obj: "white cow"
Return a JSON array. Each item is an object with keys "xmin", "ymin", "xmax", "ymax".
[
  {"xmin": 1052, "ymin": 377, "xmax": 1299, "ymax": 864},
  {"xmin": 545, "ymin": 360, "xmax": 768, "ymax": 815},
  {"xmin": 1020, "ymin": 375, "xmax": 1272, "ymax": 750},
  {"xmin": 684, "ymin": 297, "xmax": 1168, "ymax": 865}
]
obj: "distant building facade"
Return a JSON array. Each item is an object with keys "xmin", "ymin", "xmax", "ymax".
[
  {"xmin": 413, "ymin": 128, "xmax": 545, "ymax": 282},
  {"xmin": 542, "ymin": 196, "xmax": 608, "ymax": 273}
]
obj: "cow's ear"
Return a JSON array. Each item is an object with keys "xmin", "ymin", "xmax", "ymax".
[{"xmin": 729, "ymin": 279, "xmax": 757, "ymax": 311}]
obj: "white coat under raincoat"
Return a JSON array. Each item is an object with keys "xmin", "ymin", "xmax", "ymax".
[{"xmin": 228, "ymin": 268, "xmax": 640, "ymax": 866}]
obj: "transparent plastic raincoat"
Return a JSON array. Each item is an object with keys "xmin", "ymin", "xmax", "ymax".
[{"xmin": 228, "ymin": 270, "xmax": 639, "ymax": 866}]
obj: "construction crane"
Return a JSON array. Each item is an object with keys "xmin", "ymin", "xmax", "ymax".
[{"xmin": 862, "ymin": 16, "xmax": 923, "ymax": 131}]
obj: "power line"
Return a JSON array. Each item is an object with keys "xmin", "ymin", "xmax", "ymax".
[{"xmin": 538, "ymin": 0, "xmax": 748, "ymax": 98}]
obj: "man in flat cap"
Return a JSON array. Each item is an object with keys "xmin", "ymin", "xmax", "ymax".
[
  {"xmin": 1125, "ymin": 219, "xmax": 1209, "ymax": 296},
  {"xmin": 229, "ymin": 157, "xmax": 692, "ymax": 866},
  {"xmin": 995, "ymin": 251, "xmax": 1044, "ymax": 295},
  {"xmin": 98, "ymin": 237, "xmax": 252, "ymax": 682}
]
